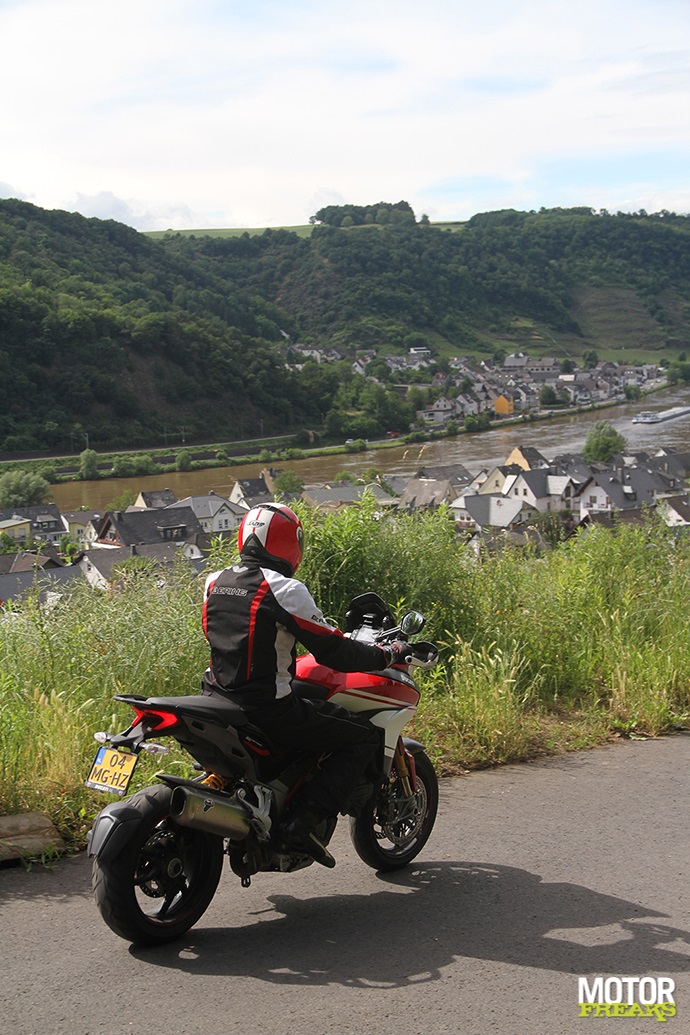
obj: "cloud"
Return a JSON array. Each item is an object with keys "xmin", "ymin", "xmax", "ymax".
[{"xmin": 0, "ymin": 0, "xmax": 688, "ymax": 228}]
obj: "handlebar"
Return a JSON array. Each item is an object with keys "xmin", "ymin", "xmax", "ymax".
[
  {"xmin": 377, "ymin": 639, "xmax": 439, "ymax": 670},
  {"xmin": 405, "ymin": 641, "xmax": 439, "ymax": 670}
]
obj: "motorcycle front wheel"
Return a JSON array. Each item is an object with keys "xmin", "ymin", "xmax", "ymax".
[
  {"xmin": 92, "ymin": 784, "xmax": 224, "ymax": 946},
  {"xmin": 350, "ymin": 749, "xmax": 438, "ymax": 871}
]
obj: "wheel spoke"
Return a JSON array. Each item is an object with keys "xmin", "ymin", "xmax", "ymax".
[{"xmin": 157, "ymin": 880, "xmax": 186, "ymax": 917}]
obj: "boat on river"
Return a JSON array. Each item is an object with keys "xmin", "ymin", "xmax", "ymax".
[{"xmin": 632, "ymin": 406, "xmax": 690, "ymax": 425}]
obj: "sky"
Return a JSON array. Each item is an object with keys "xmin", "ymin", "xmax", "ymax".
[{"xmin": 1, "ymin": 0, "xmax": 689, "ymax": 232}]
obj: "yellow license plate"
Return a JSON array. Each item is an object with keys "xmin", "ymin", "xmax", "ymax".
[{"xmin": 85, "ymin": 746, "xmax": 138, "ymax": 796}]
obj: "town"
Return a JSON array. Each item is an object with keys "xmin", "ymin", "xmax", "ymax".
[
  {"xmin": 290, "ymin": 345, "xmax": 665, "ymax": 427},
  {"xmin": 2, "ymin": 394, "xmax": 690, "ymax": 608}
]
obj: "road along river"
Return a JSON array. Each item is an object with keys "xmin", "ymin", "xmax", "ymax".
[{"xmin": 49, "ymin": 384, "xmax": 690, "ymax": 511}]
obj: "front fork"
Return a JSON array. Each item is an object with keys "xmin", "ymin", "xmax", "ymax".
[{"xmin": 393, "ymin": 737, "xmax": 417, "ymax": 795}]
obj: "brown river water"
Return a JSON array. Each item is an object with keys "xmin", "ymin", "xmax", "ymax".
[{"xmin": 49, "ymin": 384, "xmax": 690, "ymax": 511}]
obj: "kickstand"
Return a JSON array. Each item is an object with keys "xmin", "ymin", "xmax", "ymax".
[{"xmin": 241, "ymin": 875, "xmax": 251, "ymax": 888}]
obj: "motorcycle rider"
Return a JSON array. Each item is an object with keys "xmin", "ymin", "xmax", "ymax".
[{"xmin": 201, "ymin": 502, "xmax": 408, "ymax": 867}]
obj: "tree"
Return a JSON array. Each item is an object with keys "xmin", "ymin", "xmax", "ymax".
[
  {"xmin": 582, "ymin": 421, "xmax": 627, "ymax": 462},
  {"xmin": 105, "ymin": 489, "xmax": 136, "ymax": 511},
  {"xmin": 111, "ymin": 455, "xmax": 136, "ymax": 477},
  {"xmin": 0, "ymin": 470, "xmax": 51, "ymax": 507},
  {"xmin": 79, "ymin": 448, "xmax": 100, "ymax": 480},
  {"xmin": 175, "ymin": 449, "xmax": 193, "ymax": 471},
  {"xmin": 273, "ymin": 471, "xmax": 304, "ymax": 494},
  {"xmin": 540, "ymin": 385, "xmax": 558, "ymax": 406},
  {"xmin": 582, "ymin": 349, "xmax": 598, "ymax": 370}
]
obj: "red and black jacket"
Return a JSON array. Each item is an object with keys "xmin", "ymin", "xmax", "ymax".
[{"xmin": 202, "ymin": 561, "xmax": 388, "ymax": 705}]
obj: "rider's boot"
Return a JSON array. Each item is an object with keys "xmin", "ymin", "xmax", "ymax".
[{"xmin": 278, "ymin": 802, "xmax": 336, "ymax": 868}]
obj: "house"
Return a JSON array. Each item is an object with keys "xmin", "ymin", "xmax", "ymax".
[
  {"xmin": 61, "ymin": 510, "xmax": 104, "ymax": 547},
  {"xmin": 396, "ymin": 479, "xmax": 456, "ymax": 511},
  {"xmin": 478, "ymin": 464, "xmax": 524, "ymax": 495},
  {"xmin": 493, "ymin": 391, "xmax": 514, "ymax": 417},
  {"xmin": 648, "ymin": 449, "xmax": 690, "ymax": 481},
  {"xmin": 182, "ymin": 530, "xmax": 238, "ymax": 561},
  {"xmin": 415, "ymin": 464, "xmax": 475, "ymax": 492},
  {"xmin": 504, "ymin": 446, "xmax": 550, "ymax": 471},
  {"xmin": 0, "ymin": 565, "xmax": 82, "ymax": 609},
  {"xmin": 508, "ymin": 469, "xmax": 579, "ymax": 513},
  {"xmin": 416, "ymin": 396, "xmax": 456, "ymax": 425},
  {"xmin": 0, "ymin": 548, "xmax": 64, "ymax": 574},
  {"xmin": 0, "ymin": 504, "xmax": 64, "ymax": 546},
  {"xmin": 451, "ymin": 493, "xmax": 533, "ymax": 531},
  {"xmin": 166, "ymin": 494, "xmax": 244, "ymax": 533},
  {"xmin": 229, "ymin": 477, "xmax": 273, "ymax": 510},
  {"xmin": 0, "ymin": 514, "xmax": 31, "ymax": 546},
  {"xmin": 503, "ymin": 352, "xmax": 529, "ymax": 372},
  {"xmin": 657, "ymin": 496, "xmax": 690, "ymax": 527},
  {"xmin": 80, "ymin": 543, "xmax": 204, "ymax": 591},
  {"xmin": 574, "ymin": 465, "xmax": 672, "ymax": 517},
  {"xmin": 134, "ymin": 488, "xmax": 179, "ymax": 509},
  {"xmin": 94, "ymin": 507, "xmax": 204, "ymax": 548}
]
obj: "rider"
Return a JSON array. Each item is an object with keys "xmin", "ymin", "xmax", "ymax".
[{"xmin": 201, "ymin": 502, "xmax": 408, "ymax": 867}]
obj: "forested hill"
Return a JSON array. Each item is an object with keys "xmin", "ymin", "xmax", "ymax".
[{"xmin": 1, "ymin": 198, "xmax": 690, "ymax": 454}]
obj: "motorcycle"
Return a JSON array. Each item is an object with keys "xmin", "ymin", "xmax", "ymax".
[{"xmin": 86, "ymin": 592, "xmax": 440, "ymax": 945}]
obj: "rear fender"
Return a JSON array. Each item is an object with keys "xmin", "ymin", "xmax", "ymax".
[{"xmin": 87, "ymin": 788, "xmax": 167, "ymax": 864}]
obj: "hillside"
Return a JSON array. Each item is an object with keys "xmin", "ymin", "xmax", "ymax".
[{"xmin": 1, "ymin": 199, "xmax": 690, "ymax": 454}]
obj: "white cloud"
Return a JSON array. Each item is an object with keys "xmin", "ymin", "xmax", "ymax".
[{"xmin": 0, "ymin": 0, "xmax": 688, "ymax": 229}]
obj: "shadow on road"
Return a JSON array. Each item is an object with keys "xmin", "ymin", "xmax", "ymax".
[{"xmin": 129, "ymin": 860, "xmax": 690, "ymax": 985}]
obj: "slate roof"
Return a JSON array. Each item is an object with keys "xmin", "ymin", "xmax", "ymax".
[
  {"xmin": 137, "ymin": 489, "xmax": 179, "ymax": 508},
  {"xmin": 462, "ymin": 494, "xmax": 529, "ymax": 528},
  {"xmin": 0, "ymin": 503, "xmax": 63, "ymax": 534},
  {"xmin": 0, "ymin": 566, "xmax": 82, "ymax": 608},
  {"xmin": 81, "ymin": 544, "xmax": 206, "ymax": 585},
  {"xmin": 0, "ymin": 549, "xmax": 64, "ymax": 573},
  {"xmin": 97, "ymin": 506, "xmax": 204, "ymax": 547},
  {"xmin": 234, "ymin": 478, "xmax": 272, "ymax": 505},
  {"xmin": 415, "ymin": 464, "xmax": 475, "ymax": 488},
  {"xmin": 397, "ymin": 479, "xmax": 456, "ymax": 510},
  {"xmin": 167, "ymin": 495, "xmax": 245, "ymax": 521},
  {"xmin": 659, "ymin": 495, "xmax": 690, "ymax": 523},
  {"xmin": 301, "ymin": 484, "xmax": 395, "ymax": 508},
  {"xmin": 583, "ymin": 466, "xmax": 672, "ymax": 510}
]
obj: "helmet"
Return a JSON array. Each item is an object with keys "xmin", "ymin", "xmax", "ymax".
[{"xmin": 237, "ymin": 503, "xmax": 304, "ymax": 575}]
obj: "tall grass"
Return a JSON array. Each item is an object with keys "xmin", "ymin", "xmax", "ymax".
[{"xmin": 2, "ymin": 500, "xmax": 690, "ymax": 844}]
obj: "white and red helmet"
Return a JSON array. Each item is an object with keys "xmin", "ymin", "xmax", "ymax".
[{"xmin": 237, "ymin": 503, "xmax": 304, "ymax": 575}]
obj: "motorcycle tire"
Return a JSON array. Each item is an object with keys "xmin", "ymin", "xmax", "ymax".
[
  {"xmin": 349, "ymin": 749, "xmax": 438, "ymax": 871},
  {"xmin": 92, "ymin": 784, "xmax": 224, "ymax": 946}
]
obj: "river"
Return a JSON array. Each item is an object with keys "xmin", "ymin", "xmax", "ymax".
[{"xmin": 49, "ymin": 384, "xmax": 690, "ymax": 511}]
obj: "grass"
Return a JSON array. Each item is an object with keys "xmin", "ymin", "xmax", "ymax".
[{"xmin": 2, "ymin": 501, "xmax": 690, "ymax": 849}]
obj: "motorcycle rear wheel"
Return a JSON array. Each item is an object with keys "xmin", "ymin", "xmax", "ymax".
[
  {"xmin": 92, "ymin": 784, "xmax": 224, "ymax": 945},
  {"xmin": 350, "ymin": 749, "xmax": 438, "ymax": 871}
]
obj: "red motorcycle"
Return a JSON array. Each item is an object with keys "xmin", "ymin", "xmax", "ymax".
[{"xmin": 86, "ymin": 592, "xmax": 439, "ymax": 945}]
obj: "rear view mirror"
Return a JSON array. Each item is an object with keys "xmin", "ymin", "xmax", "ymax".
[{"xmin": 400, "ymin": 610, "xmax": 425, "ymax": 637}]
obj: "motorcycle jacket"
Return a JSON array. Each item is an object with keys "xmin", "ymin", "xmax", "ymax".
[{"xmin": 202, "ymin": 561, "xmax": 389, "ymax": 704}]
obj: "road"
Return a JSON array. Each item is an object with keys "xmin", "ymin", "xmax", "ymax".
[{"xmin": 1, "ymin": 734, "xmax": 689, "ymax": 1035}]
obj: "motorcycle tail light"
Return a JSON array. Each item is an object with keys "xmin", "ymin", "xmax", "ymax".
[{"xmin": 130, "ymin": 707, "xmax": 182, "ymax": 732}]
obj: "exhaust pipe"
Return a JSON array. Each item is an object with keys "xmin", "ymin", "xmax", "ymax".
[{"xmin": 170, "ymin": 784, "xmax": 251, "ymax": 839}]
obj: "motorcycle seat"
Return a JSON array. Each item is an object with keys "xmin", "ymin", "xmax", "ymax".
[{"xmin": 142, "ymin": 694, "xmax": 252, "ymax": 728}]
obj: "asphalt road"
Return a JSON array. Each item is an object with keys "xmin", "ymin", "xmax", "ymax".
[{"xmin": 2, "ymin": 734, "xmax": 689, "ymax": 1035}]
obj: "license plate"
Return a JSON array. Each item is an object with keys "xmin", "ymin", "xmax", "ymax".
[{"xmin": 85, "ymin": 746, "xmax": 138, "ymax": 796}]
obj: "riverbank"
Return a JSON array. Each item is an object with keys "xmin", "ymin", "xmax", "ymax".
[{"xmin": 0, "ymin": 387, "xmax": 665, "ymax": 486}]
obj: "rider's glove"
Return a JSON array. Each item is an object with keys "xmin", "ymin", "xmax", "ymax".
[{"xmin": 379, "ymin": 640, "xmax": 410, "ymax": 668}]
